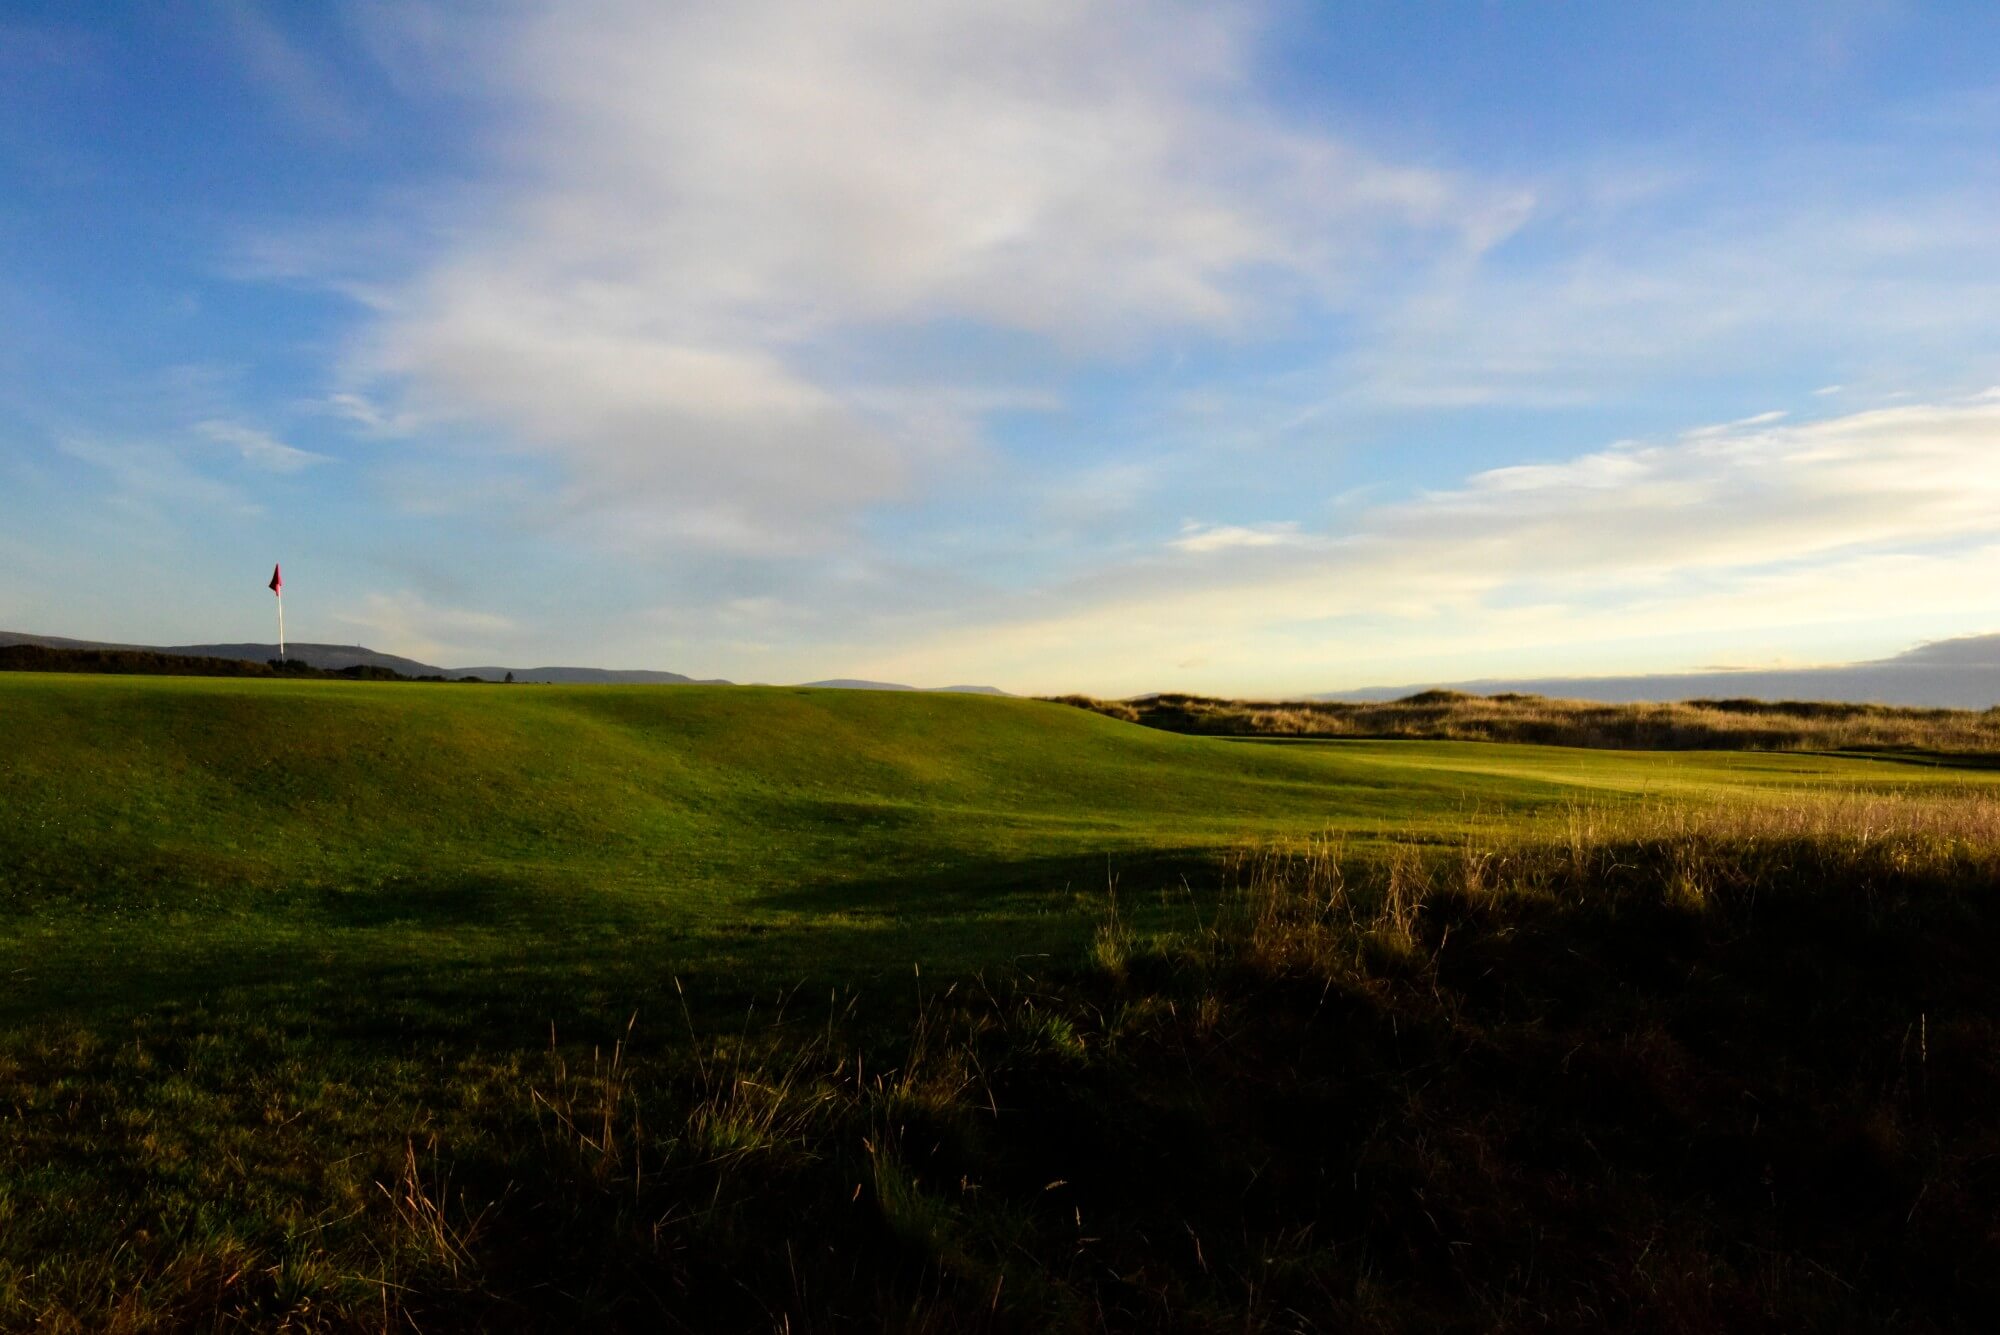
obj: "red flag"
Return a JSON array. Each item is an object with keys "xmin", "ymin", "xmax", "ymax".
[{"xmin": 268, "ymin": 564, "xmax": 283, "ymax": 596}]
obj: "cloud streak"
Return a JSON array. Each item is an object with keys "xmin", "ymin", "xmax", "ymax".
[
  {"xmin": 196, "ymin": 419, "xmax": 330, "ymax": 473},
  {"xmin": 331, "ymin": 590, "xmax": 518, "ymax": 665},
  {"xmin": 1171, "ymin": 521, "xmax": 1301, "ymax": 554},
  {"xmin": 58, "ymin": 436, "xmax": 260, "ymax": 522}
]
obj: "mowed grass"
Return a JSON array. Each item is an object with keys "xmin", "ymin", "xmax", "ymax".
[
  {"xmin": 5, "ymin": 674, "xmax": 2000, "ymax": 1329},
  {"xmin": 5, "ymin": 672, "xmax": 1989, "ymax": 1024}
]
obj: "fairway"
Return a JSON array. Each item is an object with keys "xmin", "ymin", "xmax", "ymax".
[{"xmin": 3, "ymin": 672, "xmax": 1992, "ymax": 1025}]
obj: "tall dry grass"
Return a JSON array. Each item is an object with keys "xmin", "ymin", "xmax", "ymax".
[
  {"xmin": 1220, "ymin": 788, "xmax": 2000, "ymax": 966},
  {"xmin": 436, "ymin": 792, "xmax": 2000, "ymax": 1327}
]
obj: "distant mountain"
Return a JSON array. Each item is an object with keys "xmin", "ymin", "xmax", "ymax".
[
  {"xmin": 0, "ymin": 631, "xmax": 727, "ymax": 685},
  {"xmin": 184, "ymin": 642, "xmax": 453, "ymax": 676},
  {"xmin": 3, "ymin": 629, "xmax": 987, "ymax": 692},
  {"xmin": 0, "ymin": 631, "xmax": 451, "ymax": 676},
  {"xmin": 798, "ymin": 678, "xmax": 1010, "ymax": 695},
  {"xmin": 0, "ymin": 632, "xmax": 118, "ymax": 652},
  {"xmin": 1318, "ymin": 633, "xmax": 2000, "ymax": 710}
]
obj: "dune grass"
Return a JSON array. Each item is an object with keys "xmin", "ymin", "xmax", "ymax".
[
  {"xmin": 3, "ymin": 674, "xmax": 1998, "ymax": 1328},
  {"xmin": 1053, "ymin": 688, "xmax": 2000, "ymax": 753}
]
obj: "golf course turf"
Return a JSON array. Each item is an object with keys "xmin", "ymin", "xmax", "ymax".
[
  {"xmin": 8, "ymin": 674, "xmax": 1987, "ymax": 991},
  {"xmin": 3, "ymin": 673, "xmax": 1997, "ymax": 1329}
]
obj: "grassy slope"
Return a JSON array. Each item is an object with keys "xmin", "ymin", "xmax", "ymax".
[{"xmin": 4, "ymin": 673, "xmax": 1993, "ymax": 1025}]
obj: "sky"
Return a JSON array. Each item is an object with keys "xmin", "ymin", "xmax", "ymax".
[{"xmin": 3, "ymin": 0, "xmax": 2000, "ymax": 695}]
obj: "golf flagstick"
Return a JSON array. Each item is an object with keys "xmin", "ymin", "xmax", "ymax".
[{"xmin": 269, "ymin": 564, "xmax": 285, "ymax": 661}]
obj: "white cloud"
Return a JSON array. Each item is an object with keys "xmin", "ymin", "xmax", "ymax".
[
  {"xmin": 195, "ymin": 419, "xmax": 329, "ymax": 473},
  {"xmin": 1170, "ymin": 521, "xmax": 1302, "ymax": 554},
  {"xmin": 1337, "ymin": 169, "xmax": 2000, "ymax": 412},
  {"xmin": 341, "ymin": 0, "xmax": 1514, "ymax": 550},
  {"xmin": 320, "ymin": 391, "xmax": 422, "ymax": 435},
  {"xmin": 330, "ymin": 590, "xmax": 517, "ymax": 665},
  {"xmin": 844, "ymin": 395, "xmax": 2000, "ymax": 694},
  {"xmin": 481, "ymin": 0, "xmax": 1481, "ymax": 341},
  {"xmin": 221, "ymin": 0, "xmax": 367, "ymax": 141},
  {"xmin": 1367, "ymin": 398, "xmax": 2000, "ymax": 581},
  {"xmin": 58, "ymin": 436, "xmax": 260, "ymax": 520}
]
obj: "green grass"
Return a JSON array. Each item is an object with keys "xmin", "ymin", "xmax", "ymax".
[
  {"xmin": 0, "ymin": 673, "xmax": 1985, "ymax": 1029},
  {"xmin": 4, "ymin": 673, "xmax": 1999, "ymax": 1329}
]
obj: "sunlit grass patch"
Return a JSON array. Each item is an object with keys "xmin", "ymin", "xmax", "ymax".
[{"xmin": 1056, "ymin": 688, "xmax": 2000, "ymax": 754}]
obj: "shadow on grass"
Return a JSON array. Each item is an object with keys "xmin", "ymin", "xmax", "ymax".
[
  {"xmin": 311, "ymin": 870, "xmax": 612, "ymax": 928},
  {"xmin": 0, "ymin": 846, "xmax": 1229, "ymax": 1040},
  {"xmin": 20, "ymin": 831, "xmax": 2000, "ymax": 1331},
  {"xmin": 749, "ymin": 844, "xmax": 1228, "ymax": 915},
  {"xmin": 1817, "ymin": 746, "xmax": 2000, "ymax": 772}
]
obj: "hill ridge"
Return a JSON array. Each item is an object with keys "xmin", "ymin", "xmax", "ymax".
[
  {"xmin": 0, "ymin": 629, "xmax": 718, "ymax": 684},
  {"xmin": 0, "ymin": 630, "xmax": 1021, "ymax": 691}
]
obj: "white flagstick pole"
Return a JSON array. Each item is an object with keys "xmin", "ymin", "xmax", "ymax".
[{"xmin": 277, "ymin": 589, "xmax": 285, "ymax": 661}]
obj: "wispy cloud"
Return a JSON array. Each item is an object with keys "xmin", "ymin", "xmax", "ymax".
[
  {"xmin": 195, "ymin": 419, "xmax": 329, "ymax": 473},
  {"xmin": 219, "ymin": 0, "xmax": 367, "ymax": 141},
  {"xmin": 329, "ymin": 0, "xmax": 1518, "ymax": 551},
  {"xmin": 1335, "ymin": 164, "xmax": 2000, "ymax": 412},
  {"xmin": 319, "ymin": 391, "xmax": 422, "ymax": 435},
  {"xmin": 1170, "ymin": 521, "xmax": 1302, "ymax": 554},
  {"xmin": 849, "ymin": 394, "xmax": 2000, "ymax": 693},
  {"xmin": 58, "ymin": 436, "xmax": 260, "ymax": 520},
  {"xmin": 330, "ymin": 590, "xmax": 517, "ymax": 664}
]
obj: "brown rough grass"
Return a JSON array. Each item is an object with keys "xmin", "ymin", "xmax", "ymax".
[{"xmin": 1048, "ymin": 688, "xmax": 2000, "ymax": 752}]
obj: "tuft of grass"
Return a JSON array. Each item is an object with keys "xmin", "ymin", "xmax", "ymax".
[{"xmin": 378, "ymin": 1135, "xmax": 493, "ymax": 1283}]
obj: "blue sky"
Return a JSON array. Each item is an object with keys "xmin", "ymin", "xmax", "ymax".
[{"xmin": 4, "ymin": 1, "xmax": 2000, "ymax": 694}]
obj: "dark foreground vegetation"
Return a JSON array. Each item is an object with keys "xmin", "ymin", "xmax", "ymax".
[
  {"xmin": 0, "ymin": 643, "xmax": 469, "ymax": 681},
  {"xmin": 8, "ymin": 798, "xmax": 1996, "ymax": 1332},
  {"xmin": 1053, "ymin": 689, "xmax": 2000, "ymax": 753}
]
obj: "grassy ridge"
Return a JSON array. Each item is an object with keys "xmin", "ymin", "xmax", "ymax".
[
  {"xmin": 4, "ymin": 674, "xmax": 2000, "ymax": 1328},
  {"xmin": 0, "ymin": 674, "xmax": 1553, "ymax": 1024}
]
